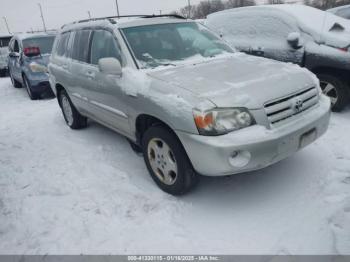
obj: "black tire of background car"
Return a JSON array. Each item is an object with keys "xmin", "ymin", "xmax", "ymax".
[
  {"xmin": 9, "ymin": 70, "xmax": 22, "ymax": 88},
  {"xmin": 128, "ymin": 139, "xmax": 143, "ymax": 155},
  {"xmin": 318, "ymin": 74, "xmax": 349, "ymax": 112},
  {"xmin": 23, "ymin": 75, "xmax": 39, "ymax": 100},
  {"xmin": 0, "ymin": 69, "xmax": 7, "ymax": 77},
  {"xmin": 142, "ymin": 126, "xmax": 199, "ymax": 196},
  {"xmin": 58, "ymin": 89, "xmax": 88, "ymax": 130}
]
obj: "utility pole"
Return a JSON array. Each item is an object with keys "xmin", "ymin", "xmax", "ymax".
[
  {"xmin": 2, "ymin": 17, "xmax": 11, "ymax": 34},
  {"xmin": 187, "ymin": 0, "xmax": 191, "ymax": 18},
  {"xmin": 159, "ymin": 10, "xmax": 162, "ymax": 15},
  {"xmin": 38, "ymin": 3, "xmax": 47, "ymax": 32},
  {"xmin": 88, "ymin": 11, "xmax": 92, "ymax": 19},
  {"xmin": 116, "ymin": 0, "xmax": 120, "ymax": 17}
]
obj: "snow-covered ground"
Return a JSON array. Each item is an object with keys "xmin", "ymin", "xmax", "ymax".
[{"xmin": 0, "ymin": 76, "xmax": 349, "ymax": 255}]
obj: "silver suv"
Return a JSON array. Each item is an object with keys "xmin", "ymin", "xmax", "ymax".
[{"xmin": 49, "ymin": 15, "xmax": 331, "ymax": 195}]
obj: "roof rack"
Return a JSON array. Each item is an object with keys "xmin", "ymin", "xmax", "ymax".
[{"xmin": 62, "ymin": 14, "xmax": 187, "ymax": 29}]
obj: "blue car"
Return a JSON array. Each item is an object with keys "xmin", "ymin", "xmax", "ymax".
[{"xmin": 8, "ymin": 33, "xmax": 56, "ymax": 100}]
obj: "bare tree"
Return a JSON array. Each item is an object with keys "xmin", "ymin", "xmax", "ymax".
[
  {"xmin": 267, "ymin": 0, "xmax": 285, "ymax": 4},
  {"xmin": 304, "ymin": 0, "xmax": 350, "ymax": 9},
  {"xmin": 179, "ymin": 0, "xmax": 255, "ymax": 19},
  {"xmin": 225, "ymin": 0, "xmax": 256, "ymax": 8}
]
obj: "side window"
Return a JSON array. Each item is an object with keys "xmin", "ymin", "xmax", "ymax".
[
  {"xmin": 90, "ymin": 30, "xmax": 121, "ymax": 65},
  {"xmin": 13, "ymin": 40, "xmax": 20, "ymax": 53},
  {"xmin": 71, "ymin": 30, "xmax": 91, "ymax": 62},
  {"xmin": 56, "ymin": 33, "xmax": 70, "ymax": 57}
]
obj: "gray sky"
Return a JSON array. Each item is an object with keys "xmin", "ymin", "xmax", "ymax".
[
  {"xmin": 0, "ymin": 0, "xmax": 301, "ymax": 35},
  {"xmin": 0, "ymin": 0, "xmax": 206, "ymax": 34}
]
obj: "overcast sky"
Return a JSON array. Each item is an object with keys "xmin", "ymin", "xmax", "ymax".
[
  {"xmin": 0, "ymin": 0, "xmax": 208, "ymax": 34},
  {"xmin": 0, "ymin": 0, "xmax": 302, "ymax": 35}
]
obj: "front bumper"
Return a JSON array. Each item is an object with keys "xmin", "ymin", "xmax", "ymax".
[{"xmin": 176, "ymin": 95, "xmax": 331, "ymax": 176}]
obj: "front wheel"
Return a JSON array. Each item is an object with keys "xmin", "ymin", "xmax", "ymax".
[
  {"xmin": 142, "ymin": 126, "xmax": 198, "ymax": 195},
  {"xmin": 318, "ymin": 74, "xmax": 349, "ymax": 112},
  {"xmin": 23, "ymin": 75, "xmax": 39, "ymax": 100},
  {"xmin": 58, "ymin": 90, "xmax": 87, "ymax": 129}
]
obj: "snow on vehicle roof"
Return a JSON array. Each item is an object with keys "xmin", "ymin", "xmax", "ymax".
[
  {"xmin": 15, "ymin": 32, "xmax": 56, "ymax": 41},
  {"xmin": 208, "ymin": 4, "xmax": 350, "ymax": 45},
  {"xmin": 269, "ymin": 4, "xmax": 350, "ymax": 33},
  {"xmin": 62, "ymin": 16, "xmax": 192, "ymax": 32}
]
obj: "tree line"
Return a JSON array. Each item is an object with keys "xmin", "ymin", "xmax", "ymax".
[{"xmin": 174, "ymin": 0, "xmax": 350, "ymax": 19}]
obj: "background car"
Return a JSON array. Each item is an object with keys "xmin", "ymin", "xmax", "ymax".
[
  {"xmin": 328, "ymin": 4, "xmax": 350, "ymax": 19},
  {"xmin": 0, "ymin": 35, "xmax": 12, "ymax": 77},
  {"xmin": 8, "ymin": 33, "xmax": 56, "ymax": 100},
  {"xmin": 206, "ymin": 4, "xmax": 350, "ymax": 111}
]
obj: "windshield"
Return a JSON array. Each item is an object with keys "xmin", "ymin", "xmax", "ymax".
[
  {"xmin": 122, "ymin": 22, "xmax": 234, "ymax": 69},
  {"xmin": 23, "ymin": 36, "xmax": 55, "ymax": 55}
]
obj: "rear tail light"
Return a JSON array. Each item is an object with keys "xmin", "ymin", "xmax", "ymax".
[
  {"xmin": 23, "ymin": 47, "xmax": 41, "ymax": 57},
  {"xmin": 338, "ymin": 47, "xmax": 348, "ymax": 52}
]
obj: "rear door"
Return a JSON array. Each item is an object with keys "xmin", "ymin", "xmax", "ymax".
[
  {"xmin": 69, "ymin": 29, "xmax": 94, "ymax": 115},
  {"xmin": 84, "ymin": 29, "xmax": 130, "ymax": 136}
]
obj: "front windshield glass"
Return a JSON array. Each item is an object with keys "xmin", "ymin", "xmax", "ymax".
[
  {"xmin": 23, "ymin": 36, "xmax": 55, "ymax": 55},
  {"xmin": 122, "ymin": 22, "xmax": 234, "ymax": 69}
]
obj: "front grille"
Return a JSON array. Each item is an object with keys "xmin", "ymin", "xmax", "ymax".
[{"xmin": 264, "ymin": 86, "xmax": 319, "ymax": 126}]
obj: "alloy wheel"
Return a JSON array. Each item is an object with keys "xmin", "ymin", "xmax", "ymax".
[
  {"xmin": 320, "ymin": 80, "xmax": 338, "ymax": 106},
  {"xmin": 61, "ymin": 95, "xmax": 74, "ymax": 126},
  {"xmin": 147, "ymin": 138, "xmax": 178, "ymax": 186}
]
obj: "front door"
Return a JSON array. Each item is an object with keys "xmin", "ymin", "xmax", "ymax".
[{"xmin": 85, "ymin": 29, "xmax": 130, "ymax": 136}]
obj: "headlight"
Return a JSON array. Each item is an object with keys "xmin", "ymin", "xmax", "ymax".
[
  {"xmin": 29, "ymin": 62, "xmax": 47, "ymax": 73},
  {"xmin": 193, "ymin": 108, "xmax": 255, "ymax": 136}
]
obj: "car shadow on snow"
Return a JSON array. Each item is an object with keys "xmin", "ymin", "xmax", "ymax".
[{"xmin": 82, "ymin": 117, "xmax": 326, "ymax": 207}]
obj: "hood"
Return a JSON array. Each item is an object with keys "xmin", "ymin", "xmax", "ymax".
[{"xmin": 147, "ymin": 53, "xmax": 316, "ymax": 109}]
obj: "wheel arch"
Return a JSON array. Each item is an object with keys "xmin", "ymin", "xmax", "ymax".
[
  {"xmin": 135, "ymin": 114, "xmax": 179, "ymax": 146},
  {"xmin": 311, "ymin": 66, "xmax": 350, "ymax": 85}
]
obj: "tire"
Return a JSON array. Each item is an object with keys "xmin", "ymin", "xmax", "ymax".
[
  {"xmin": 23, "ymin": 75, "xmax": 39, "ymax": 100},
  {"xmin": 0, "ymin": 69, "xmax": 7, "ymax": 77},
  {"xmin": 318, "ymin": 74, "xmax": 349, "ymax": 112},
  {"xmin": 9, "ymin": 70, "xmax": 22, "ymax": 88},
  {"xmin": 58, "ymin": 89, "xmax": 87, "ymax": 129},
  {"xmin": 128, "ymin": 139, "xmax": 143, "ymax": 155},
  {"xmin": 142, "ymin": 126, "xmax": 198, "ymax": 195}
]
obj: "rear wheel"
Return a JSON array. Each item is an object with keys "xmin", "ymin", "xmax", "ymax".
[
  {"xmin": 58, "ymin": 90, "xmax": 87, "ymax": 129},
  {"xmin": 318, "ymin": 74, "xmax": 349, "ymax": 112},
  {"xmin": 142, "ymin": 126, "xmax": 198, "ymax": 195}
]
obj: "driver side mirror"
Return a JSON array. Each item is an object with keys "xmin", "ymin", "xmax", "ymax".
[
  {"xmin": 98, "ymin": 57, "xmax": 122, "ymax": 77},
  {"xmin": 287, "ymin": 32, "xmax": 303, "ymax": 49}
]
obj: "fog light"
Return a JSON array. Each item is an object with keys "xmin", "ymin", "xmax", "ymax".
[{"xmin": 229, "ymin": 150, "xmax": 251, "ymax": 168}]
